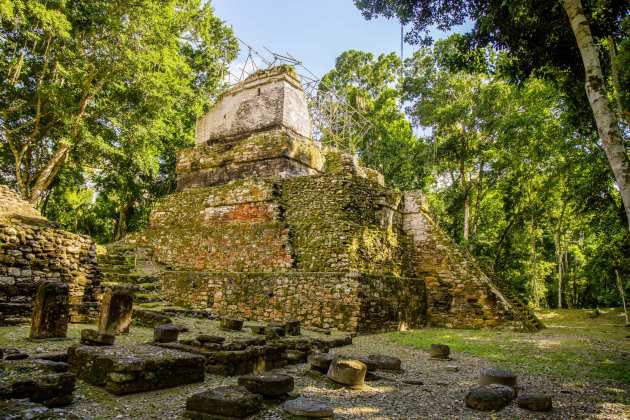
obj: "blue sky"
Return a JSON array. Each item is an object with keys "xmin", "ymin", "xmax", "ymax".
[{"xmin": 212, "ymin": 0, "xmax": 469, "ymax": 80}]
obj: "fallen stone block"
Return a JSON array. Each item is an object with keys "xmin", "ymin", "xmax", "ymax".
[
  {"xmin": 310, "ymin": 353, "xmax": 334, "ymax": 373},
  {"xmin": 80, "ymin": 329, "xmax": 115, "ymax": 346},
  {"xmin": 287, "ymin": 349, "xmax": 307, "ymax": 364},
  {"xmin": 238, "ymin": 373, "xmax": 294, "ymax": 397},
  {"xmin": 282, "ymin": 396, "xmax": 334, "ymax": 418},
  {"xmin": 265, "ymin": 326, "xmax": 282, "ymax": 340},
  {"xmin": 286, "ymin": 319, "xmax": 301, "ymax": 336},
  {"xmin": 160, "ymin": 307, "xmax": 215, "ymax": 319},
  {"xmin": 268, "ymin": 321, "xmax": 287, "ymax": 336},
  {"xmin": 0, "ymin": 399, "xmax": 80, "ymax": 419},
  {"xmin": 68, "ymin": 344, "xmax": 205, "ymax": 395},
  {"xmin": 1, "ymin": 347, "xmax": 29, "ymax": 360},
  {"xmin": 185, "ymin": 385, "xmax": 263, "ymax": 419},
  {"xmin": 465, "ymin": 384, "xmax": 515, "ymax": 411},
  {"xmin": 479, "ymin": 367, "xmax": 517, "ymax": 389},
  {"xmin": 356, "ymin": 354, "xmax": 401, "ymax": 371},
  {"xmin": 154, "ymin": 324, "xmax": 179, "ymax": 343},
  {"xmin": 133, "ymin": 309, "xmax": 172, "ymax": 328},
  {"xmin": 307, "ymin": 327, "xmax": 331, "ymax": 335},
  {"xmin": 327, "ymin": 358, "xmax": 367, "ymax": 388},
  {"xmin": 31, "ymin": 352, "xmax": 68, "ymax": 363},
  {"xmin": 0, "ymin": 359, "xmax": 76, "ymax": 407},
  {"xmin": 220, "ymin": 317, "xmax": 244, "ymax": 331},
  {"xmin": 429, "ymin": 344, "xmax": 450, "ymax": 359},
  {"xmin": 29, "ymin": 282, "xmax": 69, "ymax": 339},
  {"xmin": 516, "ymin": 393, "xmax": 553, "ymax": 412},
  {"xmin": 250, "ymin": 325, "xmax": 266, "ymax": 335},
  {"xmin": 196, "ymin": 334, "xmax": 225, "ymax": 344}
]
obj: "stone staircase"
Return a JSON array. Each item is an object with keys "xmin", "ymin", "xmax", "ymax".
[
  {"xmin": 97, "ymin": 244, "xmax": 164, "ymax": 307},
  {"xmin": 402, "ymin": 192, "xmax": 544, "ymax": 332},
  {"xmin": 452, "ymin": 244, "xmax": 545, "ymax": 332}
]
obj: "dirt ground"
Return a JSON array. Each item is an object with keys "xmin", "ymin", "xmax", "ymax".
[{"xmin": 1, "ymin": 309, "xmax": 628, "ymax": 419}]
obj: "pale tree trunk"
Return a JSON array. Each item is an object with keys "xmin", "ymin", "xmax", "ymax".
[
  {"xmin": 564, "ymin": 0, "xmax": 630, "ymax": 232},
  {"xmin": 615, "ymin": 269, "xmax": 629, "ymax": 325},
  {"xmin": 555, "ymin": 233, "xmax": 563, "ymax": 309},
  {"xmin": 459, "ymin": 130, "xmax": 469, "ymax": 241}
]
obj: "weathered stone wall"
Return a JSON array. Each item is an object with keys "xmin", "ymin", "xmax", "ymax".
[
  {"xmin": 195, "ymin": 66, "xmax": 312, "ymax": 145},
  {"xmin": 0, "ymin": 186, "xmax": 100, "ymax": 324},
  {"xmin": 281, "ymin": 174, "xmax": 412, "ymax": 276},
  {"xmin": 177, "ymin": 128, "xmax": 324, "ymax": 190},
  {"xmin": 133, "ymin": 179, "xmax": 293, "ymax": 272},
  {"xmin": 159, "ymin": 271, "xmax": 425, "ymax": 332}
]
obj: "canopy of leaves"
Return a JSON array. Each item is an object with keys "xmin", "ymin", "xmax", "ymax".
[
  {"xmin": 1, "ymin": 0, "xmax": 237, "ymax": 240},
  {"xmin": 318, "ymin": 50, "xmax": 429, "ymax": 189},
  {"xmin": 403, "ymin": 38, "xmax": 629, "ymax": 308}
]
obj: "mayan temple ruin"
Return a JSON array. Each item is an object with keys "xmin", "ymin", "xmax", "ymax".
[{"xmin": 91, "ymin": 65, "xmax": 541, "ymax": 333}]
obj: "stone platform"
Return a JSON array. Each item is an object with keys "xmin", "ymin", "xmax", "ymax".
[
  {"xmin": 67, "ymin": 345, "xmax": 205, "ymax": 395},
  {"xmin": 154, "ymin": 333, "xmax": 352, "ymax": 376}
]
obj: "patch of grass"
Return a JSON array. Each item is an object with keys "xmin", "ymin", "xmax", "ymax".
[{"xmin": 389, "ymin": 308, "xmax": 630, "ymax": 385}]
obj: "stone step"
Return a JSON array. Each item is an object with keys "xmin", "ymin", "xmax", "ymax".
[
  {"xmin": 135, "ymin": 293, "xmax": 162, "ymax": 304},
  {"xmin": 100, "ymin": 273, "xmax": 159, "ymax": 284},
  {"xmin": 99, "ymin": 264, "xmax": 136, "ymax": 274}
]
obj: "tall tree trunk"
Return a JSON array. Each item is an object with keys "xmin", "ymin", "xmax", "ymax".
[
  {"xmin": 555, "ymin": 233, "xmax": 563, "ymax": 309},
  {"xmin": 615, "ymin": 269, "xmax": 629, "ymax": 325},
  {"xmin": 564, "ymin": 0, "xmax": 630, "ymax": 232},
  {"xmin": 607, "ymin": 37, "xmax": 628, "ymax": 125},
  {"xmin": 28, "ymin": 143, "xmax": 70, "ymax": 204},
  {"xmin": 460, "ymin": 133, "xmax": 469, "ymax": 242}
]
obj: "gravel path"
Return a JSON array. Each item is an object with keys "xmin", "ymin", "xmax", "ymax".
[{"xmin": 2, "ymin": 322, "xmax": 629, "ymax": 419}]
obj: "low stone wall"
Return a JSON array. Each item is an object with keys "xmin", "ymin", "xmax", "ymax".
[
  {"xmin": 0, "ymin": 186, "xmax": 100, "ymax": 324},
  {"xmin": 159, "ymin": 271, "xmax": 426, "ymax": 333}
]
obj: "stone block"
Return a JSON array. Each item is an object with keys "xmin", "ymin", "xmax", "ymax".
[
  {"xmin": 286, "ymin": 319, "xmax": 301, "ymax": 336},
  {"xmin": 220, "ymin": 317, "xmax": 244, "ymax": 331},
  {"xmin": 154, "ymin": 324, "xmax": 179, "ymax": 343},
  {"xmin": 237, "ymin": 373, "xmax": 294, "ymax": 397},
  {"xmin": 430, "ymin": 344, "xmax": 450, "ymax": 359},
  {"xmin": 465, "ymin": 384, "xmax": 515, "ymax": 411},
  {"xmin": 185, "ymin": 385, "xmax": 263, "ymax": 419},
  {"xmin": 133, "ymin": 309, "xmax": 172, "ymax": 328},
  {"xmin": 97, "ymin": 286, "xmax": 134, "ymax": 334},
  {"xmin": 309, "ymin": 353, "xmax": 334, "ymax": 373},
  {"xmin": 29, "ymin": 282, "xmax": 69, "ymax": 339},
  {"xmin": 479, "ymin": 368, "xmax": 517, "ymax": 389},
  {"xmin": 282, "ymin": 396, "xmax": 334, "ymax": 419},
  {"xmin": 0, "ymin": 359, "xmax": 76, "ymax": 407},
  {"xmin": 326, "ymin": 358, "xmax": 367, "ymax": 388},
  {"xmin": 80, "ymin": 329, "xmax": 115, "ymax": 346},
  {"xmin": 68, "ymin": 344, "xmax": 205, "ymax": 395},
  {"xmin": 516, "ymin": 393, "xmax": 553, "ymax": 412},
  {"xmin": 356, "ymin": 354, "xmax": 402, "ymax": 371}
]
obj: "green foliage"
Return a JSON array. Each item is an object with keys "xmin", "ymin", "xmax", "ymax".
[
  {"xmin": 401, "ymin": 37, "xmax": 630, "ymax": 309},
  {"xmin": 1, "ymin": 0, "xmax": 237, "ymax": 240},
  {"xmin": 318, "ymin": 50, "xmax": 429, "ymax": 190}
]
